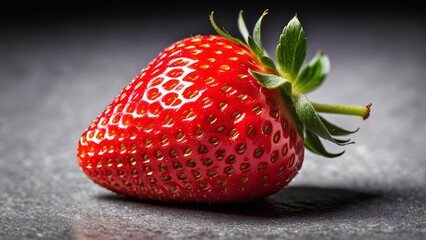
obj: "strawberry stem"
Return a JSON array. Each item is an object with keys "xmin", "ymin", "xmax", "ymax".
[{"xmin": 311, "ymin": 102, "xmax": 372, "ymax": 120}]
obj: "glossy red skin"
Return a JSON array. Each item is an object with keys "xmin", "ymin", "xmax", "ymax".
[{"xmin": 77, "ymin": 35, "xmax": 304, "ymax": 202}]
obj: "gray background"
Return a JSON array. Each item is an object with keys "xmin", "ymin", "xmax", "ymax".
[{"xmin": 1, "ymin": 1, "xmax": 425, "ymax": 239}]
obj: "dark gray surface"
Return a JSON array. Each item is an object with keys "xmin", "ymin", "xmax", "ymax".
[{"xmin": 1, "ymin": 3, "xmax": 425, "ymax": 240}]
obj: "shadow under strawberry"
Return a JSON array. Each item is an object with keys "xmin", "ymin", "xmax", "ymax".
[{"xmin": 96, "ymin": 186, "xmax": 380, "ymax": 218}]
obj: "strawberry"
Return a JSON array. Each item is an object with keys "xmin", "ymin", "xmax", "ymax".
[{"xmin": 77, "ymin": 10, "xmax": 371, "ymax": 202}]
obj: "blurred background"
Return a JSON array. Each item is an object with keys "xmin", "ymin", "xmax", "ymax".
[{"xmin": 1, "ymin": 1, "xmax": 425, "ymax": 239}]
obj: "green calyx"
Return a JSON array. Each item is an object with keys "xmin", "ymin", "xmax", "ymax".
[{"xmin": 209, "ymin": 11, "xmax": 372, "ymax": 158}]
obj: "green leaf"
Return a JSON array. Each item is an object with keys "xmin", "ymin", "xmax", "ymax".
[
  {"xmin": 249, "ymin": 70, "xmax": 292, "ymax": 95},
  {"xmin": 238, "ymin": 10, "xmax": 249, "ymax": 44},
  {"xmin": 291, "ymin": 93, "xmax": 353, "ymax": 146},
  {"xmin": 209, "ymin": 11, "xmax": 244, "ymax": 46},
  {"xmin": 294, "ymin": 51, "xmax": 330, "ymax": 93},
  {"xmin": 248, "ymin": 36, "xmax": 264, "ymax": 59},
  {"xmin": 260, "ymin": 56, "xmax": 277, "ymax": 72},
  {"xmin": 253, "ymin": 9, "xmax": 268, "ymax": 53},
  {"xmin": 304, "ymin": 130, "xmax": 345, "ymax": 158},
  {"xmin": 319, "ymin": 115, "xmax": 359, "ymax": 136},
  {"xmin": 276, "ymin": 16, "xmax": 307, "ymax": 82},
  {"xmin": 238, "ymin": 12, "xmax": 276, "ymax": 72},
  {"xmin": 247, "ymin": 36, "xmax": 278, "ymax": 73}
]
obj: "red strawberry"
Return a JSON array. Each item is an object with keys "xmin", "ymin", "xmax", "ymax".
[{"xmin": 77, "ymin": 11, "xmax": 371, "ymax": 202}]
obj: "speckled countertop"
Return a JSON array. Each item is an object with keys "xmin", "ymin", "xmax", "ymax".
[{"xmin": 1, "ymin": 2, "xmax": 425, "ymax": 239}]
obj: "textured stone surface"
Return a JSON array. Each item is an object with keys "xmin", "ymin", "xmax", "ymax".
[{"xmin": 1, "ymin": 3, "xmax": 425, "ymax": 240}]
